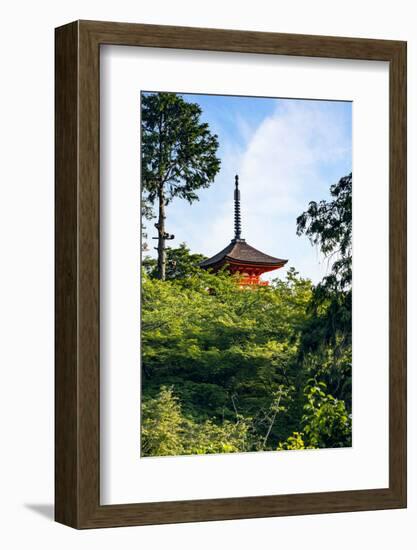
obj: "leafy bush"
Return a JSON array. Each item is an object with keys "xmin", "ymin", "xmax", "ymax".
[
  {"xmin": 141, "ymin": 172, "xmax": 353, "ymax": 456},
  {"xmin": 141, "ymin": 386, "xmax": 252, "ymax": 456},
  {"xmin": 141, "ymin": 267, "xmax": 352, "ymax": 455}
]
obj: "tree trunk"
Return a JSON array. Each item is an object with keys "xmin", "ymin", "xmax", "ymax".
[
  {"xmin": 157, "ymin": 187, "xmax": 166, "ymax": 280},
  {"xmin": 262, "ymin": 408, "xmax": 278, "ymax": 449}
]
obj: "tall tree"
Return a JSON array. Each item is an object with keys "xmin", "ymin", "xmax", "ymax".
[
  {"xmin": 141, "ymin": 92, "xmax": 221, "ymax": 280},
  {"xmin": 296, "ymin": 173, "xmax": 352, "ymax": 404},
  {"xmin": 296, "ymin": 172, "xmax": 352, "ymax": 292}
]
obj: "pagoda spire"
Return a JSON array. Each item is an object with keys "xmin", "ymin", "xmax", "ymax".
[
  {"xmin": 200, "ymin": 172, "xmax": 288, "ymax": 286},
  {"xmin": 234, "ymin": 174, "xmax": 242, "ymax": 240}
]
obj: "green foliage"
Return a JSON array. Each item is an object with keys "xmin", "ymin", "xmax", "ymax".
[
  {"xmin": 277, "ymin": 381, "xmax": 352, "ymax": 451},
  {"xmin": 141, "ymin": 386, "xmax": 251, "ymax": 456},
  {"xmin": 141, "ymin": 265, "xmax": 352, "ymax": 455},
  {"xmin": 140, "ymin": 171, "xmax": 353, "ymax": 457},
  {"xmin": 143, "ymin": 243, "xmax": 207, "ymax": 280},
  {"xmin": 277, "ymin": 432, "xmax": 311, "ymax": 451},
  {"xmin": 296, "ymin": 173, "xmax": 352, "ymax": 411},
  {"xmin": 258, "ymin": 385, "xmax": 294, "ymax": 450},
  {"xmin": 296, "ymin": 173, "xmax": 352, "ymax": 291},
  {"xmin": 301, "ymin": 381, "xmax": 352, "ymax": 448},
  {"xmin": 141, "ymin": 199, "xmax": 155, "ymax": 251},
  {"xmin": 141, "ymin": 386, "xmax": 184, "ymax": 456},
  {"xmin": 182, "ymin": 416, "xmax": 251, "ymax": 455}
]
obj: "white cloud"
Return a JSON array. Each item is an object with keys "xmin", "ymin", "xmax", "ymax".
[
  {"xmin": 143, "ymin": 99, "xmax": 351, "ymax": 285},
  {"xmin": 200, "ymin": 100, "xmax": 351, "ymax": 283}
]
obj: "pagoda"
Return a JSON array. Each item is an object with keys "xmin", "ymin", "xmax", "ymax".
[{"xmin": 199, "ymin": 175, "xmax": 288, "ymax": 286}]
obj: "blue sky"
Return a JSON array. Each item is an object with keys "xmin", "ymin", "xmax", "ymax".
[{"xmin": 142, "ymin": 92, "xmax": 352, "ymax": 284}]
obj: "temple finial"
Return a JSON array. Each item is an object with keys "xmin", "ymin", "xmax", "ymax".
[{"xmin": 234, "ymin": 174, "xmax": 242, "ymax": 240}]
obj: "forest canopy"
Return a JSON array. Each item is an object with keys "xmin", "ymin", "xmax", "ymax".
[{"xmin": 141, "ymin": 174, "xmax": 352, "ymax": 456}]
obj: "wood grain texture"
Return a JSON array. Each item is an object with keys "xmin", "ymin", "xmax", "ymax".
[
  {"xmin": 55, "ymin": 20, "xmax": 407, "ymax": 529},
  {"xmin": 55, "ymin": 21, "xmax": 79, "ymax": 527},
  {"xmin": 388, "ymin": 41, "xmax": 407, "ymax": 504}
]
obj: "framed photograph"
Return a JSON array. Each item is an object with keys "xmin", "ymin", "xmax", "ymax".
[{"xmin": 55, "ymin": 20, "xmax": 406, "ymax": 528}]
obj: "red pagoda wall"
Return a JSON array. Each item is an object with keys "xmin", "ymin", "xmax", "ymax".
[{"xmin": 228, "ymin": 263, "xmax": 274, "ymax": 286}]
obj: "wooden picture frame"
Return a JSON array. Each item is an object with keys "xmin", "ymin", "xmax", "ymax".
[{"xmin": 55, "ymin": 20, "xmax": 407, "ymax": 529}]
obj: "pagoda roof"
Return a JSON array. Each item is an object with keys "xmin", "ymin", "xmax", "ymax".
[
  {"xmin": 199, "ymin": 175, "xmax": 288, "ymax": 273},
  {"xmin": 199, "ymin": 239, "xmax": 288, "ymax": 269}
]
